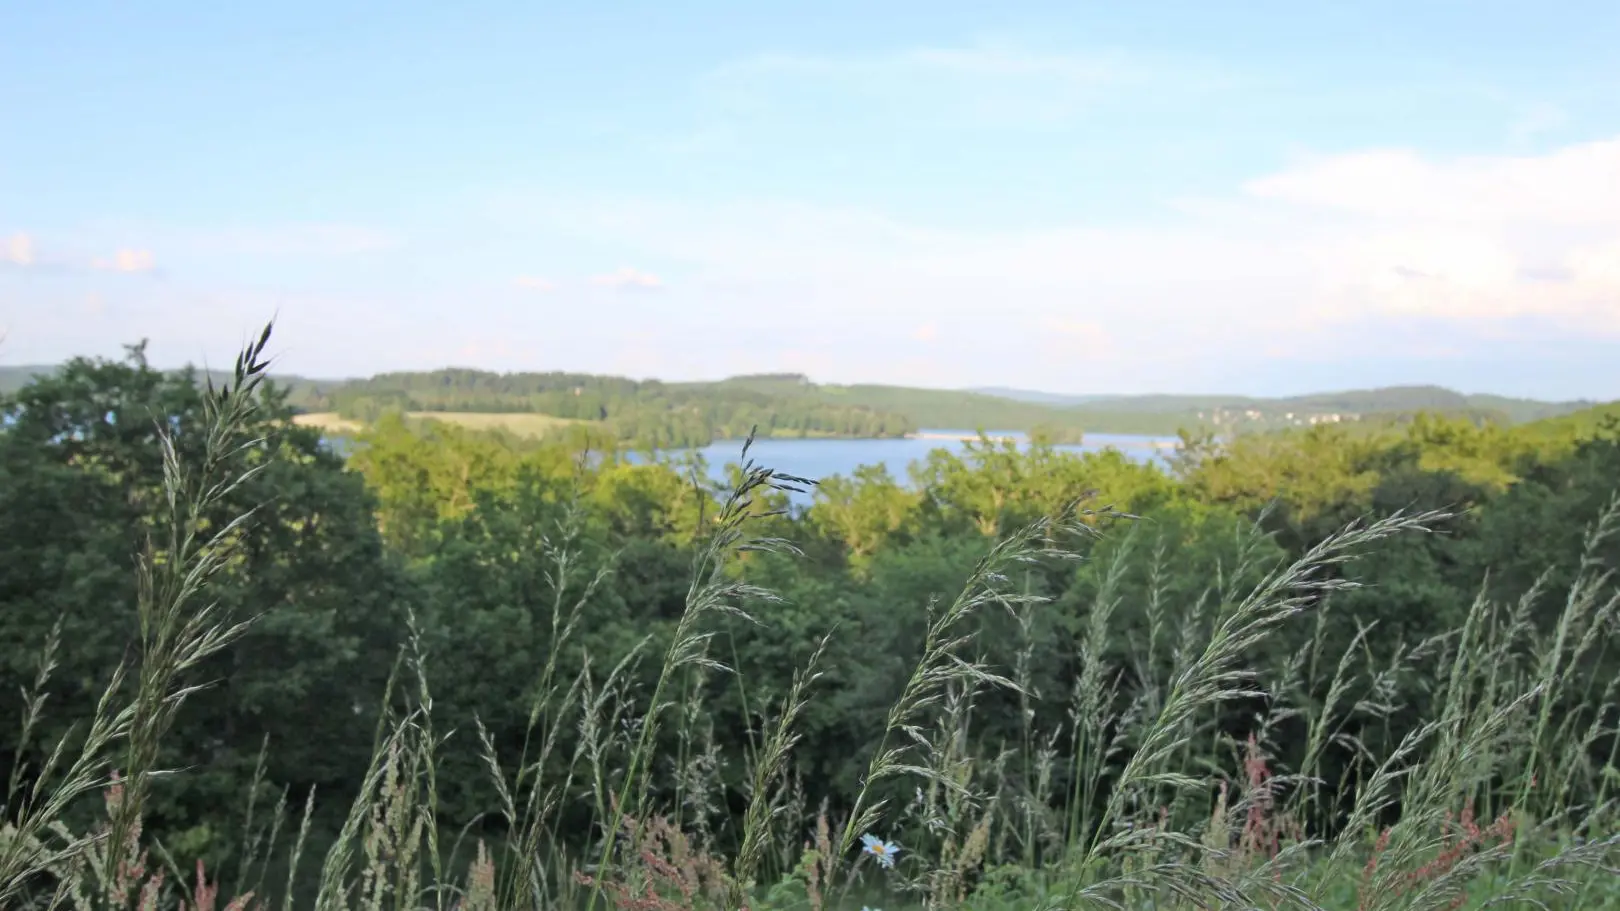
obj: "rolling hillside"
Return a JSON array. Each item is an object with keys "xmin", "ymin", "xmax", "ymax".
[
  {"xmin": 0, "ymin": 364, "xmax": 339, "ymax": 400},
  {"xmin": 0, "ymin": 365, "xmax": 57, "ymax": 395},
  {"xmin": 4, "ymin": 360, "xmax": 1599, "ymax": 442},
  {"xmin": 799, "ymin": 383, "xmax": 1186, "ymax": 435},
  {"xmin": 1519, "ymin": 401, "xmax": 1620, "ymax": 440},
  {"xmin": 972, "ymin": 383, "xmax": 1591, "ymax": 426}
]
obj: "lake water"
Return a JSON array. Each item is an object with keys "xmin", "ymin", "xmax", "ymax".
[{"xmin": 630, "ymin": 430, "xmax": 1181, "ymax": 506}]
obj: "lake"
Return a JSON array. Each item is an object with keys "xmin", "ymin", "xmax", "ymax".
[{"xmin": 628, "ymin": 430, "xmax": 1182, "ymax": 506}]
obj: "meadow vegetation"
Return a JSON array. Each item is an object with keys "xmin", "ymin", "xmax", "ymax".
[
  {"xmin": 1, "ymin": 324, "xmax": 1618, "ymax": 910},
  {"xmin": 293, "ymin": 411, "xmax": 581, "ymax": 441}
]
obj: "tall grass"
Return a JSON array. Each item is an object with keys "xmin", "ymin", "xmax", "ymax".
[{"xmin": 3, "ymin": 321, "xmax": 1619, "ymax": 910}]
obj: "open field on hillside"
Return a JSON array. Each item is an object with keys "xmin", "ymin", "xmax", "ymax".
[
  {"xmin": 291, "ymin": 412, "xmax": 365, "ymax": 433},
  {"xmin": 292, "ymin": 410, "xmax": 581, "ymax": 437}
]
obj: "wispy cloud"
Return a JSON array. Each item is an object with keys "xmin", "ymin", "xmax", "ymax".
[
  {"xmin": 514, "ymin": 132, "xmax": 1620, "ymax": 386},
  {"xmin": 1, "ymin": 232, "xmax": 159, "ymax": 275},
  {"xmin": 1245, "ymin": 139, "xmax": 1620, "ymax": 228},
  {"xmin": 1509, "ymin": 103, "xmax": 1569, "ymax": 145},
  {"xmin": 1042, "ymin": 319, "xmax": 1113, "ymax": 348},
  {"xmin": 13, "ymin": 133, "xmax": 1619, "ymax": 396},
  {"xmin": 205, "ymin": 224, "xmax": 398, "ymax": 257},
  {"xmin": 695, "ymin": 43, "xmax": 1225, "ymax": 129},
  {"xmin": 708, "ymin": 44, "xmax": 1132, "ymax": 92},
  {"xmin": 86, "ymin": 221, "xmax": 399, "ymax": 259},
  {"xmin": 589, "ymin": 267, "xmax": 663, "ymax": 291},
  {"xmin": 513, "ymin": 275, "xmax": 557, "ymax": 292},
  {"xmin": 92, "ymin": 248, "xmax": 157, "ymax": 273},
  {"xmin": 4, "ymin": 233, "xmax": 36, "ymax": 267},
  {"xmin": 1241, "ymin": 139, "xmax": 1620, "ymax": 329}
]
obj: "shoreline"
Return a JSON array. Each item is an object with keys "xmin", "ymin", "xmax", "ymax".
[
  {"xmin": 298, "ymin": 414, "xmax": 1182, "ymax": 451},
  {"xmin": 905, "ymin": 431, "xmax": 1179, "ymax": 449}
]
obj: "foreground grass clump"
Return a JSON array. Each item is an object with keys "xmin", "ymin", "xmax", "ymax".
[{"xmin": 3, "ymin": 322, "xmax": 1619, "ymax": 910}]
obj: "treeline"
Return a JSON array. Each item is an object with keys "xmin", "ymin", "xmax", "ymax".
[
  {"xmin": 293, "ymin": 367, "xmax": 916, "ymax": 447},
  {"xmin": 746, "ymin": 380, "xmax": 1197, "ymax": 435},
  {"xmin": 2, "ymin": 344, "xmax": 1618, "ymax": 904},
  {"xmin": 1036, "ymin": 384, "xmax": 1588, "ymax": 423},
  {"xmin": 779, "ymin": 380, "xmax": 1588, "ymax": 433}
]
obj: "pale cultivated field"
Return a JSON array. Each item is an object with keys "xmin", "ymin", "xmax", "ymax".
[
  {"xmin": 292, "ymin": 411, "xmax": 579, "ymax": 438},
  {"xmin": 291, "ymin": 413, "xmax": 364, "ymax": 434}
]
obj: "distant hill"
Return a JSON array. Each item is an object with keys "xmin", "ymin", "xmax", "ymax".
[
  {"xmin": 0, "ymin": 365, "xmax": 57, "ymax": 395},
  {"xmin": 283, "ymin": 368, "xmax": 919, "ymax": 447},
  {"xmin": 1520, "ymin": 401, "xmax": 1620, "ymax": 441},
  {"xmin": 4, "ymin": 359, "xmax": 1600, "ymax": 442},
  {"xmin": 800, "ymin": 383, "xmax": 1182, "ymax": 435},
  {"xmin": 0, "ymin": 362, "xmax": 340, "ymax": 401},
  {"xmin": 1461, "ymin": 392, "xmax": 1596, "ymax": 424},
  {"xmin": 967, "ymin": 386, "xmax": 1118, "ymax": 407},
  {"xmin": 972, "ymin": 383, "xmax": 1590, "ymax": 427}
]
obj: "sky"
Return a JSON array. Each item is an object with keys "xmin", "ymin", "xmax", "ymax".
[{"xmin": 2, "ymin": 1, "xmax": 1618, "ymax": 400}]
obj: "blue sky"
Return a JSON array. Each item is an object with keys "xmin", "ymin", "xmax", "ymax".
[{"xmin": 3, "ymin": 1, "xmax": 1618, "ymax": 399}]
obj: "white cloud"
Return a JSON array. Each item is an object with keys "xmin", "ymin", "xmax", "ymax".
[
  {"xmin": 11, "ymin": 134, "xmax": 1618, "ymax": 396},
  {"xmin": 1509, "ymin": 103, "xmax": 1568, "ymax": 144},
  {"xmin": 513, "ymin": 275, "xmax": 557, "ymax": 292},
  {"xmin": 1042, "ymin": 319, "xmax": 1113, "ymax": 348},
  {"xmin": 1, "ymin": 232, "xmax": 158, "ymax": 274},
  {"xmin": 589, "ymin": 267, "xmax": 664, "ymax": 291},
  {"xmin": 1245, "ymin": 139, "xmax": 1620, "ymax": 228},
  {"xmin": 515, "ymin": 133, "xmax": 1620, "ymax": 381},
  {"xmin": 4, "ymin": 233, "xmax": 35, "ymax": 267},
  {"xmin": 92, "ymin": 249, "xmax": 157, "ymax": 273},
  {"xmin": 3, "ymin": 285, "xmax": 472, "ymax": 378},
  {"xmin": 1568, "ymin": 238, "xmax": 1620, "ymax": 290},
  {"xmin": 213, "ymin": 224, "xmax": 397, "ymax": 257},
  {"xmin": 1249, "ymin": 139, "xmax": 1620, "ymax": 330}
]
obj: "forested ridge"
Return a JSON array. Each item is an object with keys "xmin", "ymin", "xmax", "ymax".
[
  {"xmin": 291, "ymin": 369, "xmax": 1596, "ymax": 440},
  {"xmin": 290, "ymin": 368, "xmax": 916, "ymax": 447},
  {"xmin": 4, "ymin": 364, "xmax": 1588, "ymax": 449},
  {"xmin": 2, "ymin": 335, "xmax": 1620, "ymax": 909},
  {"xmin": 976, "ymin": 384, "xmax": 1590, "ymax": 423}
]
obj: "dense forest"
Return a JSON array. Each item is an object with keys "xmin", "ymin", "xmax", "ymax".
[
  {"xmin": 290, "ymin": 369, "xmax": 916, "ymax": 448},
  {"xmin": 2, "ymin": 333, "xmax": 1619, "ymax": 910}
]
